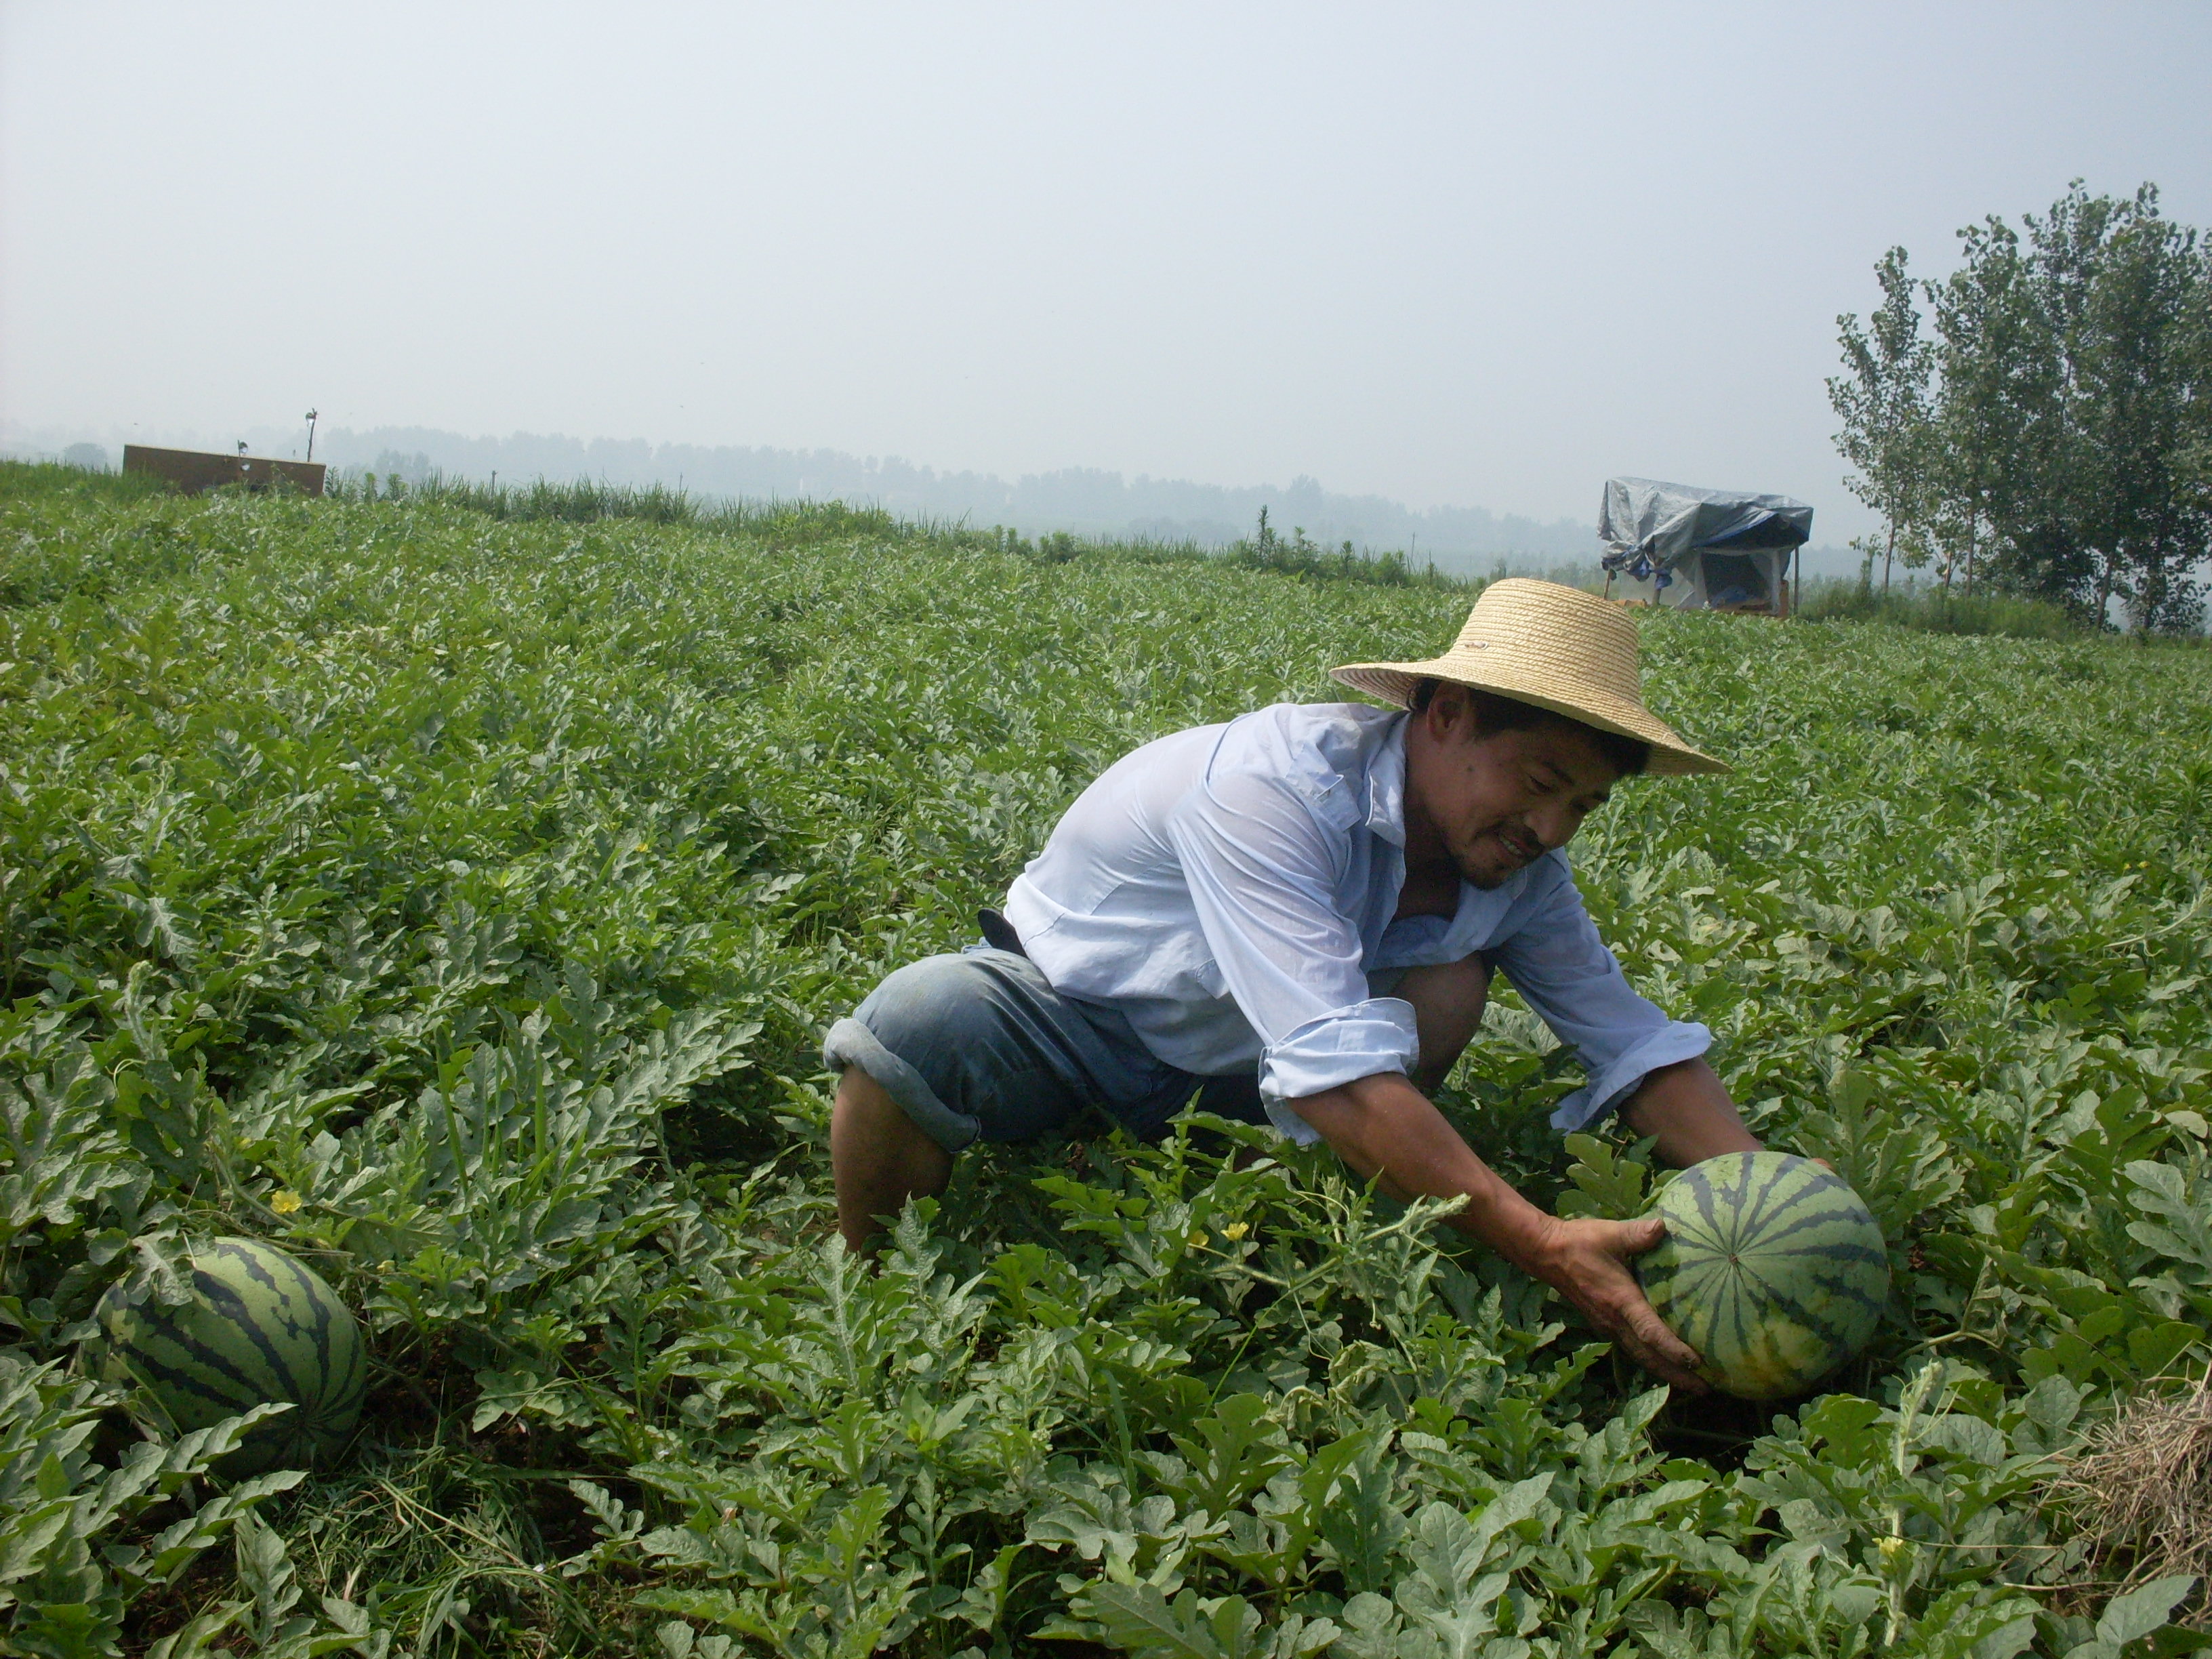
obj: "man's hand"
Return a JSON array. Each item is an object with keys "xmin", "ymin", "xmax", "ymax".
[
  {"xmin": 1528, "ymin": 1213, "xmax": 1706, "ymax": 1392},
  {"xmin": 1292, "ymin": 1071, "xmax": 1708, "ymax": 1391}
]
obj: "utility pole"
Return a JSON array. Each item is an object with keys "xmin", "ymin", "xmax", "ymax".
[{"xmin": 304, "ymin": 409, "xmax": 319, "ymax": 464}]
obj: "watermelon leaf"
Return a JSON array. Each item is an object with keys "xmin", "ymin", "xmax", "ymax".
[
  {"xmin": 1791, "ymin": 1065, "xmax": 1963, "ymax": 1244},
  {"xmin": 1555, "ymin": 1132, "xmax": 1657, "ymax": 1221}
]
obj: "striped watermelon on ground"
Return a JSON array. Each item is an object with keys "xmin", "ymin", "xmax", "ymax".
[
  {"xmin": 1637, "ymin": 1150, "xmax": 1889, "ymax": 1400},
  {"xmin": 88, "ymin": 1236, "xmax": 367, "ymax": 1475}
]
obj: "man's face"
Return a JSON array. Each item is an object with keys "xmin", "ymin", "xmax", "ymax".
[{"xmin": 1404, "ymin": 690, "xmax": 1624, "ymax": 890}]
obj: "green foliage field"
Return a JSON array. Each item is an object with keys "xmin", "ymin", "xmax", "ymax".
[{"xmin": 3, "ymin": 460, "xmax": 2210, "ymax": 1658}]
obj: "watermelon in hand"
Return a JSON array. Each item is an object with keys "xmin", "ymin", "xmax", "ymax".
[
  {"xmin": 87, "ymin": 1237, "xmax": 367, "ymax": 1475},
  {"xmin": 1637, "ymin": 1151, "xmax": 1889, "ymax": 1400}
]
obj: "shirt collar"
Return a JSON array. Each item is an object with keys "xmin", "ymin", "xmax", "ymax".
[{"xmin": 1364, "ymin": 712, "xmax": 1410, "ymax": 848}]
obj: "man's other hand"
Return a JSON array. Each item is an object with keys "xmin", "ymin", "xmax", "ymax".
[{"xmin": 1530, "ymin": 1212, "xmax": 1707, "ymax": 1393}]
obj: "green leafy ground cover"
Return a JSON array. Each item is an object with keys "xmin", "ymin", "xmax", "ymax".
[{"xmin": 3, "ymin": 459, "xmax": 2210, "ymax": 1658}]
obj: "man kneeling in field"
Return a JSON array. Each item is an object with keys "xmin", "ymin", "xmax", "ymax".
[{"xmin": 823, "ymin": 579, "xmax": 1764, "ymax": 1390}]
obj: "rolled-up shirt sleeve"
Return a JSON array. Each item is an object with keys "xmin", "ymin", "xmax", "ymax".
[
  {"xmin": 1490, "ymin": 864, "xmax": 1712, "ymax": 1132},
  {"xmin": 1163, "ymin": 769, "xmax": 1416, "ymax": 1142}
]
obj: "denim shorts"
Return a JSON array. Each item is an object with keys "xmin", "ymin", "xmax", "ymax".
[{"xmin": 821, "ymin": 946, "xmax": 1268, "ymax": 1152}]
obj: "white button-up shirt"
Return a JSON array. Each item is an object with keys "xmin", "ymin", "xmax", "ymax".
[{"xmin": 1004, "ymin": 701, "xmax": 1711, "ymax": 1144}]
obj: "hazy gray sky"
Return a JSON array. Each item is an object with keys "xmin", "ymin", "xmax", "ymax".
[{"xmin": 7, "ymin": 2, "xmax": 2211, "ymax": 533}]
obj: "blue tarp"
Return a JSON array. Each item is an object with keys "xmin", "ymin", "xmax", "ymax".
[{"xmin": 1598, "ymin": 478, "xmax": 1813, "ymax": 579}]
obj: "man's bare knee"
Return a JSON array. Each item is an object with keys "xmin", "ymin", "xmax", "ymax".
[{"xmin": 1398, "ymin": 954, "xmax": 1492, "ymax": 1094}]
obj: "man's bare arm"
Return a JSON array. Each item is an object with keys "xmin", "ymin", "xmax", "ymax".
[
  {"xmin": 1289, "ymin": 1071, "xmax": 1707, "ymax": 1391},
  {"xmin": 1620, "ymin": 1057, "xmax": 1761, "ymax": 1166}
]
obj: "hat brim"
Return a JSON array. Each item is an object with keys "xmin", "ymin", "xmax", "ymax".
[{"xmin": 1329, "ymin": 658, "xmax": 1730, "ymax": 777}]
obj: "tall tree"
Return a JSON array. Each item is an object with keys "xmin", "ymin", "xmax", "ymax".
[
  {"xmin": 1856, "ymin": 182, "xmax": 2212, "ymax": 632},
  {"xmin": 1829, "ymin": 248, "xmax": 1936, "ymax": 594},
  {"xmin": 1928, "ymin": 213, "xmax": 2077, "ymax": 605},
  {"xmin": 2063, "ymin": 188, "xmax": 2210, "ymax": 631}
]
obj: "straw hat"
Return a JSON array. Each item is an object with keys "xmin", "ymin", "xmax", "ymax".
[{"xmin": 1330, "ymin": 578, "xmax": 1728, "ymax": 776}]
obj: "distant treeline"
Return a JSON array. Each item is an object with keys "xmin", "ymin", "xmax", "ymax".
[
  {"xmin": 1831, "ymin": 182, "xmax": 2212, "ymax": 632},
  {"xmin": 304, "ymin": 426, "xmax": 1596, "ymax": 569}
]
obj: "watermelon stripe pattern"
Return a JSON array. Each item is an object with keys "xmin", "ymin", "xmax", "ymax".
[
  {"xmin": 90, "ymin": 1237, "xmax": 366, "ymax": 1475},
  {"xmin": 1637, "ymin": 1151, "xmax": 1889, "ymax": 1400}
]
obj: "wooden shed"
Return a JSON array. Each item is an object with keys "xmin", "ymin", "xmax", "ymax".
[{"xmin": 123, "ymin": 445, "xmax": 326, "ymax": 497}]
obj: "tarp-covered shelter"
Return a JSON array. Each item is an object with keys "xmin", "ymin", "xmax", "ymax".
[{"xmin": 1598, "ymin": 477, "xmax": 1812, "ymax": 614}]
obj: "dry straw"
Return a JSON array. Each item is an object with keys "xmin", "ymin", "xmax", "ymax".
[
  {"xmin": 1330, "ymin": 577, "xmax": 1729, "ymax": 776},
  {"xmin": 2057, "ymin": 1373, "xmax": 2212, "ymax": 1626}
]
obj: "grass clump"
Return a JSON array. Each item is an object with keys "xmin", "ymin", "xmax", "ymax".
[
  {"xmin": 327, "ymin": 466, "xmax": 905, "ymax": 544},
  {"xmin": 1797, "ymin": 573, "xmax": 2118, "ymax": 640},
  {"xmin": 2062, "ymin": 1377, "xmax": 2212, "ymax": 1626}
]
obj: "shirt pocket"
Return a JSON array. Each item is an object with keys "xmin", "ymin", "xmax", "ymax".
[{"xmin": 1288, "ymin": 770, "xmax": 1362, "ymax": 834}]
